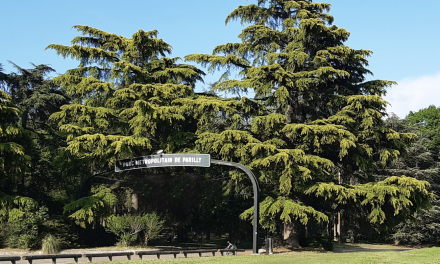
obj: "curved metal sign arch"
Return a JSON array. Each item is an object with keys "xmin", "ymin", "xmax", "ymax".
[{"xmin": 115, "ymin": 153, "xmax": 260, "ymax": 254}]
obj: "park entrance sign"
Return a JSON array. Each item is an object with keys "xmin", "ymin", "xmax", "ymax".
[
  {"xmin": 114, "ymin": 153, "xmax": 260, "ymax": 255},
  {"xmin": 115, "ymin": 154, "xmax": 211, "ymax": 172}
]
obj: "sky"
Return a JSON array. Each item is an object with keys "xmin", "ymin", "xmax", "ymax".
[{"xmin": 1, "ymin": 0, "xmax": 440, "ymax": 118}]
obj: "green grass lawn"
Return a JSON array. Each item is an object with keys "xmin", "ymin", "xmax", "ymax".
[{"xmin": 102, "ymin": 247, "xmax": 440, "ymax": 264}]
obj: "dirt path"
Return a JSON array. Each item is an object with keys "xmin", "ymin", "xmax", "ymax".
[{"xmin": 333, "ymin": 243, "xmax": 414, "ymax": 253}]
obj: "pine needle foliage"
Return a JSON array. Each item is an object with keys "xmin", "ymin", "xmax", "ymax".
[
  {"xmin": 374, "ymin": 114, "xmax": 440, "ymax": 244},
  {"xmin": 0, "ymin": 192, "xmax": 39, "ymax": 223},
  {"xmin": 63, "ymin": 185, "xmax": 116, "ymax": 228},
  {"xmin": 407, "ymin": 105, "xmax": 440, "ymax": 157},
  {"xmin": 4, "ymin": 62, "xmax": 67, "ymax": 130},
  {"xmin": 185, "ymin": 0, "xmax": 432, "ymax": 234},
  {"xmin": 0, "ymin": 62, "xmax": 71, "ymax": 204},
  {"xmin": 47, "ymin": 26, "xmax": 206, "ymax": 170},
  {"xmin": 0, "ymin": 80, "xmax": 31, "ymax": 181}
]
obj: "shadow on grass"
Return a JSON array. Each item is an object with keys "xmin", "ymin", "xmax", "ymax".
[{"xmin": 333, "ymin": 243, "xmax": 413, "ymax": 253}]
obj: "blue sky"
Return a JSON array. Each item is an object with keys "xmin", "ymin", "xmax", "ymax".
[{"xmin": 2, "ymin": 0, "xmax": 440, "ymax": 118}]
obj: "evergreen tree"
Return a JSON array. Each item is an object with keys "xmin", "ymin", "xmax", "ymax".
[
  {"xmin": 392, "ymin": 205, "xmax": 440, "ymax": 245},
  {"xmin": 185, "ymin": 0, "xmax": 432, "ymax": 246},
  {"xmin": 2, "ymin": 62, "xmax": 71, "ymax": 204},
  {"xmin": 376, "ymin": 114, "xmax": 440, "ymax": 245},
  {"xmin": 0, "ymin": 66, "xmax": 31, "ymax": 192},
  {"xmin": 407, "ymin": 105, "xmax": 440, "ymax": 158},
  {"xmin": 375, "ymin": 114, "xmax": 440, "ymax": 194},
  {"xmin": 5, "ymin": 62, "xmax": 67, "ymax": 132},
  {"xmin": 47, "ymin": 26, "xmax": 205, "ymax": 171},
  {"xmin": 47, "ymin": 26, "xmax": 211, "ymax": 234}
]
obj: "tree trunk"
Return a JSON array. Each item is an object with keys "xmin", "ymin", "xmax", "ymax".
[
  {"xmin": 285, "ymin": 104, "xmax": 293, "ymax": 124},
  {"xmin": 131, "ymin": 192, "xmax": 139, "ymax": 213},
  {"xmin": 283, "ymin": 99, "xmax": 301, "ymax": 248},
  {"xmin": 217, "ymin": 224, "xmax": 222, "ymax": 238},
  {"xmin": 283, "ymin": 222, "xmax": 300, "ymax": 248},
  {"xmin": 206, "ymin": 228, "xmax": 211, "ymax": 241}
]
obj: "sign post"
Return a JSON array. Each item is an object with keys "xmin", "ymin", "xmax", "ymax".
[
  {"xmin": 114, "ymin": 153, "xmax": 260, "ymax": 254},
  {"xmin": 115, "ymin": 154, "xmax": 211, "ymax": 171}
]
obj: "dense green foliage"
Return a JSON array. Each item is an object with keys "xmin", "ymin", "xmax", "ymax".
[
  {"xmin": 377, "ymin": 114, "xmax": 440, "ymax": 245},
  {"xmin": 4, "ymin": 206, "xmax": 48, "ymax": 249},
  {"xmin": 185, "ymin": 0, "xmax": 432, "ymax": 246},
  {"xmin": 0, "ymin": 62, "xmax": 76, "ymax": 248},
  {"xmin": 0, "ymin": 74, "xmax": 31, "ymax": 186},
  {"xmin": 47, "ymin": 25, "xmax": 205, "ymax": 169},
  {"xmin": 142, "ymin": 213, "xmax": 165, "ymax": 245},
  {"xmin": 0, "ymin": 62, "xmax": 70, "ymax": 201},
  {"xmin": 407, "ymin": 105, "xmax": 440, "ymax": 157},
  {"xmin": 0, "ymin": 0, "xmax": 438, "ymax": 250},
  {"xmin": 106, "ymin": 214, "xmax": 145, "ymax": 246},
  {"xmin": 105, "ymin": 213, "xmax": 164, "ymax": 246},
  {"xmin": 64, "ymin": 185, "xmax": 116, "ymax": 228},
  {"xmin": 392, "ymin": 205, "xmax": 440, "ymax": 245}
]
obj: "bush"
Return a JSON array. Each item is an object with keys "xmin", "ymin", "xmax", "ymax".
[
  {"xmin": 392, "ymin": 206, "xmax": 440, "ymax": 245},
  {"xmin": 42, "ymin": 234, "xmax": 61, "ymax": 254},
  {"xmin": 4, "ymin": 207, "xmax": 48, "ymax": 249},
  {"xmin": 106, "ymin": 214, "xmax": 143, "ymax": 246},
  {"xmin": 0, "ymin": 225, "xmax": 5, "ymax": 247},
  {"xmin": 42, "ymin": 218, "xmax": 78, "ymax": 248},
  {"xmin": 299, "ymin": 228, "xmax": 334, "ymax": 251},
  {"xmin": 105, "ymin": 213, "xmax": 164, "ymax": 246},
  {"xmin": 319, "ymin": 236, "xmax": 334, "ymax": 251},
  {"xmin": 116, "ymin": 233, "xmax": 137, "ymax": 247},
  {"xmin": 142, "ymin": 213, "xmax": 164, "ymax": 246}
]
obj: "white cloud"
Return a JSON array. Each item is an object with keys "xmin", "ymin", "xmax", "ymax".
[{"xmin": 384, "ymin": 72, "xmax": 440, "ymax": 119}]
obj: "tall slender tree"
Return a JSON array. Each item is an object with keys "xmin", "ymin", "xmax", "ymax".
[{"xmin": 185, "ymin": 0, "xmax": 432, "ymax": 246}]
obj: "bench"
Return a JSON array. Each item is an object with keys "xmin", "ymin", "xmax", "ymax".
[
  {"xmin": 83, "ymin": 252, "xmax": 134, "ymax": 262},
  {"xmin": 0, "ymin": 256, "xmax": 21, "ymax": 264},
  {"xmin": 22, "ymin": 254, "xmax": 82, "ymax": 264},
  {"xmin": 135, "ymin": 250, "xmax": 180, "ymax": 259},
  {"xmin": 218, "ymin": 249, "xmax": 246, "ymax": 256},
  {"xmin": 181, "ymin": 249, "xmax": 218, "ymax": 258}
]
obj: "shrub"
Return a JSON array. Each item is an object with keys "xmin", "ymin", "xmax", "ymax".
[
  {"xmin": 392, "ymin": 206, "xmax": 440, "ymax": 245},
  {"xmin": 142, "ymin": 213, "xmax": 164, "ymax": 246},
  {"xmin": 42, "ymin": 234, "xmax": 61, "ymax": 254},
  {"xmin": 105, "ymin": 213, "xmax": 164, "ymax": 246},
  {"xmin": 106, "ymin": 214, "xmax": 143, "ymax": 246},
  {"xmin": 42, "ymin": 218, "xmax": 78, "ymax": 248},
  {"xmin": 4, "ymin": 207, "xmax": 48, "ymax": 249}
]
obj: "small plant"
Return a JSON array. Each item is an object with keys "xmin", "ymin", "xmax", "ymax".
[
  {"xmin": 142, "ymin": 213, "xmax": 164, "ymax": 246},
  {"xmin": 42, "ymin": 234, "xmax": 61, "ymax": 254},
  {"xmin": 106, "ymin": 214, "xmax": 143, "ymax": 246},
  {"xmin": 105, "ymin": 213, "xmax": 164, "ymax": 246},
  {"xmin": 5, "ymin": 207, "xmax": 48, "ymax": 249}
]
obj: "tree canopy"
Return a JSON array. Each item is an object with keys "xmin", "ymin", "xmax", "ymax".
[
  {"xmin": 185, "ymin": 0, "xmax": 432, "ymax": 245},
  {"xmin": 407, "ymin": 105, "xmax": 440, "ymax": 156},
  {"xmin": 0, "ymin": 0, "xmax": 436, "ymax": 250},
  {"xmin": 47, "ymin": 26, "xmax": 205, "ymax": 171}
]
